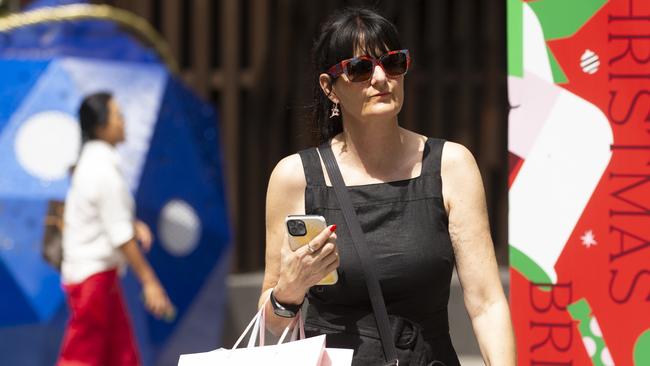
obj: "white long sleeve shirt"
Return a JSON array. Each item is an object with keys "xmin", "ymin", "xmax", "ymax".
[{"xmin": 61, "ymin": 140, "xmax": 134, "ymax": 284}]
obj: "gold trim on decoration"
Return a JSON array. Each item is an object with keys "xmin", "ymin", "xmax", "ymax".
[{"xmin": 0, "ymin": 4, "xmax": 179, "ymax": 73}]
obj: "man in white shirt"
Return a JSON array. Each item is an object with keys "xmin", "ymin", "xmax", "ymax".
[{"xmin": 58, "ymin": 92, "xmax": 173, "ymax": 366}]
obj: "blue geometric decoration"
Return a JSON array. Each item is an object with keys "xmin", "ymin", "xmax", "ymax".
[
  {"xmin": 0, "ymin": 199, "xmax": 61, "ymax": 326},
  {"xmin": 136, "ymin": 76, "xmax": 230, "ymax": 344},
  {"xmin": 0, "ymin": 1, "xmax": 231, "ymax": 364}
]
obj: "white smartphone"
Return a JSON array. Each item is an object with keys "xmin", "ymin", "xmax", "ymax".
[{"xmin": 285, "ymin": 215, "xmax": 338, "ymax": 285}]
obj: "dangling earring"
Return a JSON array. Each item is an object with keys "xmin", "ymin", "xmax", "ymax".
[{"xmin": 330, "ymin": 102, "xmax": 340, "ymax": 118}]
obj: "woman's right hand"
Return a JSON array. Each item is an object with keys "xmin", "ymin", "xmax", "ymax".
[{"xmin": 273, "ymin": 225, "xmax": 339, "ymax": 304}]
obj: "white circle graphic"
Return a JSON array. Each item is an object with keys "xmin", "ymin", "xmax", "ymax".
[
  {"xmin": 14, "ymin": 111, "xmax": 80, "ymax": 181},
  {"xmin": 158, "ymin": 199, "xmax": 201, "ymax": 257},
  {"xmin": 589, "ymin": 317, "xmax": 602, "ymax": 337},
  {"xmin": 601, "ymin": 347, "xmax": 614, "ymax": 366},
  {"xmin": 582, "ymin": 337, "xmax": 597, "ymax": 357}
]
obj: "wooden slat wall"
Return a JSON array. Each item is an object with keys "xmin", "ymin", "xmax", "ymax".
[{"xmin": 103, "ymin": 0, "xmax": 509, "ymax": 272}]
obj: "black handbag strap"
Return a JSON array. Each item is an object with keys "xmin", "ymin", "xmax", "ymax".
[{"xmin": 318, "ymin": 142, "xmax": 399, "ymax": 365}]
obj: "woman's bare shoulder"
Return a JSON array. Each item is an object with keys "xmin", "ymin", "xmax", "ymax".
[
  {"xmin": 267, "ymin": 153, "xmax": 306, "ymax": 195},
  {"xmin": 441, "ymin": 141, "xmax": 477, "ymax": 173},
  {"xmin": 266, "ymin": 153, "xmax": 307, "ymax": 229},
  {"xmin": 439, "ymin": 141, "xmax": 481, "ymax": 211}
]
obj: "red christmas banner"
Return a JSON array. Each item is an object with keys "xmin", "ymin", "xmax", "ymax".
[{"xmin": 507, "ymin": 0, "xmax": 650, "ymax": 365}]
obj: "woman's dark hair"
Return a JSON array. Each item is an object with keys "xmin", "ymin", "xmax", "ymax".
[
  {"xmin": 78, "ymin": 91, "xmax": 112, "ymax": 143},
  {"xmin": 311, "ymin": 7, "xmax": 402, "ymax": 144}
]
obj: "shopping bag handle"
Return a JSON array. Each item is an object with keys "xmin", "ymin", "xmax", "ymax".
[
  {"xmin": 279, "ymin": 305, "xmax": 306, "ymax": 343},
  {"xmin": 232, "ymin": 298, "xmax": 266, "ymax": 349},
  {"xmin": 232, "ymin": 289, "xmax": 306, "ymax": 349}
]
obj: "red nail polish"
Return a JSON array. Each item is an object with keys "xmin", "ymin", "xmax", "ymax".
[{"xmin": 330, "ymin": 225, "xmax": 337, "ymax": 232}]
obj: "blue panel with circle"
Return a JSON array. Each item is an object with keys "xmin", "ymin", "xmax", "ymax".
[
  {"xmin": 135, "ymin": 76, "xmax": 230, "ymax": 345},
  {"xmin": 0, "ymin": 61, "xmax": 81, "ymax": 200},
  {"xmin": 0, "ymin": 1, "xmax": 231, "ymax": 364}
]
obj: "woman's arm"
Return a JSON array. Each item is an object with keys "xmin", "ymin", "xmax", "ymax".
[
  {"xmin": 259, "ymin": 154, "xmax": 339, "ymax": 335},
  {"xmin": 441, "ymin": 142, "xmax": 516, "ymax": 366},
  {"xmin": 97, "ymin": 165, "xmax": 174, "ymax": 320},
  {"xmin": 119, "ymin": 239, "xmax": 174, "ymax": 319}
]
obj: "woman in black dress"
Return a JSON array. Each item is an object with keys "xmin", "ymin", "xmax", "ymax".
[{"xmin": 259, "ymin": 7, "xmax": 515, "ymax": 365}]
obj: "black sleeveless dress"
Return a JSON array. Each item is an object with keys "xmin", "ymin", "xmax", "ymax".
[{"xmin": 298, "ymin": 138, "xmax": 461, "ymax": 366}]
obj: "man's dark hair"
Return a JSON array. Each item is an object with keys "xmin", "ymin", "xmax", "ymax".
[{"xmin": 79, "ymin": 91, "xmax": 112, "ymax": 142}]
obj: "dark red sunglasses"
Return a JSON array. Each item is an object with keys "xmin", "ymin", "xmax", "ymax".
[{"xmin": 326, "ymin": 49, "xmax": 411, "ymax": 82}]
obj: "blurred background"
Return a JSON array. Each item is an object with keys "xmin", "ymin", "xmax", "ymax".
[{"xmin": 0, "ymin": 0, "xmax": 508, "ymax": 365}]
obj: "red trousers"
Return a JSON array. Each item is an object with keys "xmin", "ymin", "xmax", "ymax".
[{"xmin": 57, "ymin": 269, "xmax": 140, "ymax": 366}]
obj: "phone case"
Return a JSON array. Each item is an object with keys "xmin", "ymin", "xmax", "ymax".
[{"xmin": 285, "ymin": 215, "xmax": 338, "ymax": 285}]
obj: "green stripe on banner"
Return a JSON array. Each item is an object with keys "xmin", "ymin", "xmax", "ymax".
[
  {"xmin": 568, "ymin": 299, "xmax": 609, "ymax": 366},
  {"xmin": 546, "ymin": 44, "xmax": 568, "ymax": 83},
  {"xmin": 509, "ymin": 245, "xmax": 552, "ymax": 286},
  {"xmin": 507, "ymin": 0, "xmax": 523, "ymax": 77}
]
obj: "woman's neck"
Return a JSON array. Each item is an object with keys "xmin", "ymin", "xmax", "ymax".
[{"xmin": 332, "ymin": 115, "xmax": 409, "ymax": 175}]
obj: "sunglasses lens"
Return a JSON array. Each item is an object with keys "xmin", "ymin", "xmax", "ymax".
[
  {"xmin": 345, "ymin": 58, "xmax": 374, "ymax": 82},
  {"xmin": 381, "ymin": 52, "xmax": 408, "ymax": 76}
]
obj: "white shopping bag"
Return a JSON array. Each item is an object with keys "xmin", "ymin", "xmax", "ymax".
[
  {"xmin": 178, "ymin": 295, "xmax": 353, "ymax": 366},
  {"xmin": 178, "ymin": 334, "xmax": 327, "ymax": 366},
  {"xmin": 320, "ymin": 347, "xmax": 356, "ymax": 366}
]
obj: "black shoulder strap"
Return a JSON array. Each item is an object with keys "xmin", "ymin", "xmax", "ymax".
[
  {"xmin": 298, "ymin": 148, "xmax": 326, "ymax": 186},
  {"xmin": 425, "ymin": 138, "xmax": 445, "ymax": 179},
  {"xmin": 318, "ymin": 142, "xmax": 398, "ymax": 366}
]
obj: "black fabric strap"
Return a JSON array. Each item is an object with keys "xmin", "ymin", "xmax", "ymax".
[
  {"xmin": 318, "ymin": 142, "xmax": 399, "ymax": 365},
  {"xmin": 298, "ymin": 149, "xmax": 326, "ymax": 186}
]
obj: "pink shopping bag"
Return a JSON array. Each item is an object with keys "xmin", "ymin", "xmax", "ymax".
[{"xmin": 178, "ymin": 293, "xmax": 353, "ymax": 366}]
